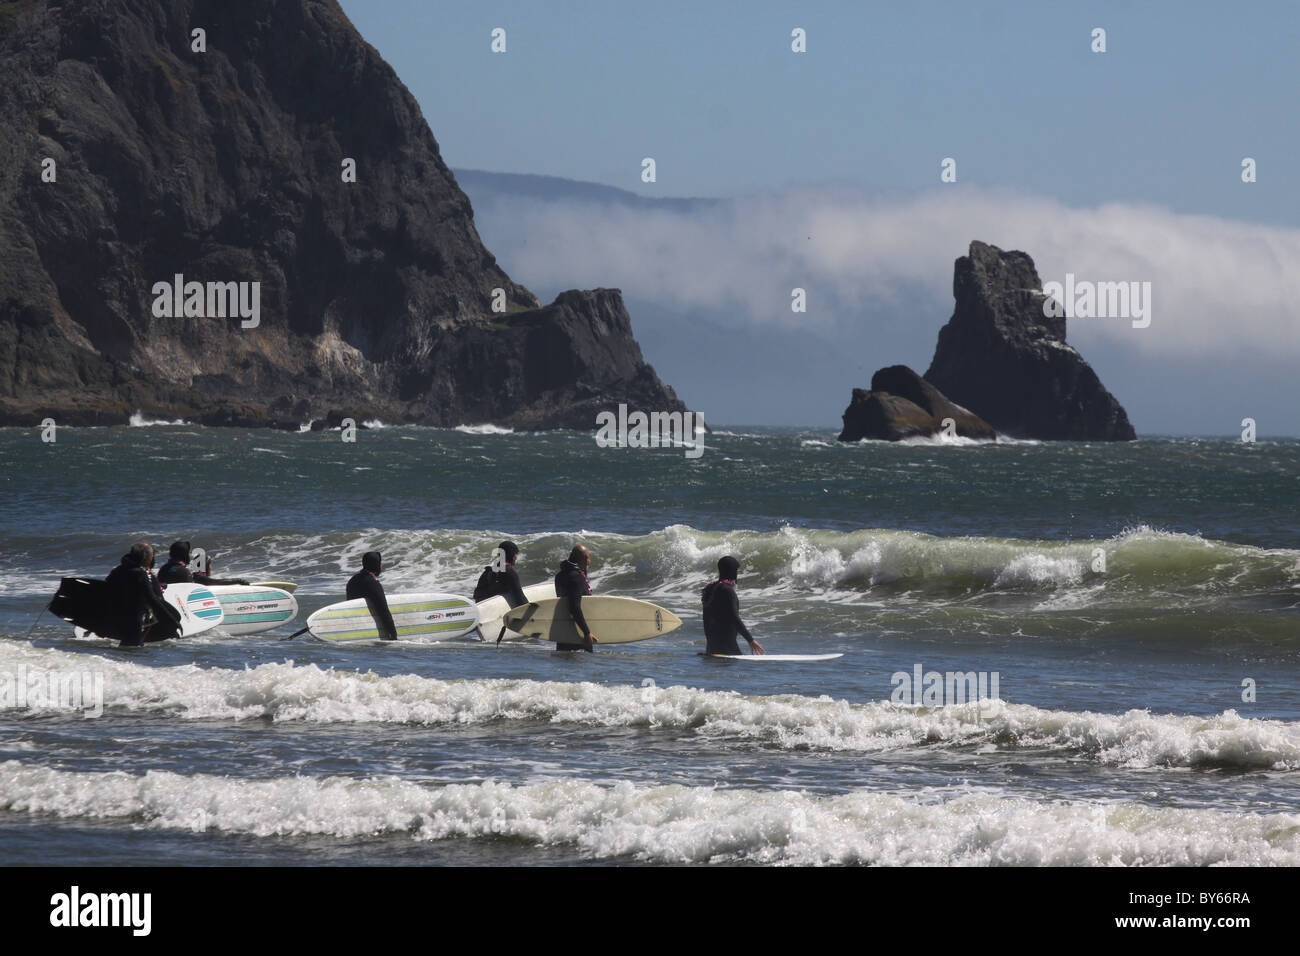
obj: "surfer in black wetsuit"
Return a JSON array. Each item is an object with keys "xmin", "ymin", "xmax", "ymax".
[
  {"xmin": 157, "ymin": 541, "xmax": 249, "ymax": 586},
  {"xmin": 554, "ymin": 545, "xmax": 597, "ymax": 652},
  {"xmin": 105, "ymin": 541, "xmax": 181, "ymax": 647},
  {"xmin": 347, "ymin": 550, "xmax": 399, "ymax": 641},
  {"xmin": 702, "ymin": 555, "xmax": 764, "ymax": 656},
  {"xmin": 474, "ymin": 541, "xmax": 530, "ymax": 643},
  {"xmin": 474, "ymin": 541, "xmax": 528, "ymax": 608}
]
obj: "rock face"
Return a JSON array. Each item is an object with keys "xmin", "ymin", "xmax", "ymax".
[
  {"xmin": 0, "ymin": 0, "xmax": 687, "ymax": 428},
  {"xmin": 923, "ymin": 241, "xmax": 1135, "ymax": 441},
  {"xmin": 838, "ymin": 365, "xmax": 995, "ymax": 442}
]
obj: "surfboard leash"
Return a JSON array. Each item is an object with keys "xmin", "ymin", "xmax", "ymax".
[{"xmin": 23, "ymin": 608, "xmax": 46, "ymax": 641}]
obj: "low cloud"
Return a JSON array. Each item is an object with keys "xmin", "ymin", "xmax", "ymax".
[{"xmin": 472, "ymin": 186, "xmax": 1300, "ymax": 361}]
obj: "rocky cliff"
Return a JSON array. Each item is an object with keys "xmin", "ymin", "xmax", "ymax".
[
  {"xmin": 924, "ymin": 241, "xmax": 1135, "ymax": 441},
  {"xmin": 0, "ymin": 0, "xmax": 687, "ymax": 428}
]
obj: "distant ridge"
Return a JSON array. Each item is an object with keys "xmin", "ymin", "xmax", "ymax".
[{"xmin": 453, "ymin": 169, "xmax": 717, "ymax": 214}]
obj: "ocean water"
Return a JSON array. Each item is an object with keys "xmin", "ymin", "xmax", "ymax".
[{"xmin": 1, "ymin": 424, "xmax": 1298, "ymax": 866}]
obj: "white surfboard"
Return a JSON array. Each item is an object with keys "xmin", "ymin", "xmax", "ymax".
[
  {"xmin": 475, "ymin": 581, "xmax": 557, "ymax": 641},
  {"xmin": 207, "ymin": 584, "xmax": 298, "ymax": 634},
  {"xmin": 503, "ymin": 596, "xmax": 682, "ymax": 645},
  {"xmin": 306, "ymin": 592, "xmax": 479, "ymax": 644},
  {"xmin": 253, "ymin": 580, "xmax": 297, "ymax": 593},
  {"xmin": 702, "ymin": 653, "xmax": 844, "ymax": 662},
  {"xmin": 74, "ymin": 583, "xmax": 224, "ymax": 640}
]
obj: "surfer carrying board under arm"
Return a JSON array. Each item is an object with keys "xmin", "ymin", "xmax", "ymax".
[
  {"xmin": 702, "ymin": 556, "xmax": 765, "ymax": 656},
  {"xmin": 473, "ymin": 540, "xmax": 530, "ymax": 643},
  {"xmin": 554, "ymin": 544, "xmax": 598, "ymax": 652},
  {"xmin": 474, "ymin": 540, "xmax": 528, "ymax": 607},
  {"xmin": 105, "ymin": 541, "xmax": 181, "ymax": 646},
  {"xmin": 346, "ymin": 550, "xmax": 398, "ymax": 641}
]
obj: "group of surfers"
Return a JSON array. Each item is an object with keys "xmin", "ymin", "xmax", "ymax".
[{"xmin": 91, "ymin": 539, "xmax": 767, "ymax": 655}]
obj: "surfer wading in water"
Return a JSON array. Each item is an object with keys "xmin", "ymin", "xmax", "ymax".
[
  {"xmin": 554, "ymin": 545, "xmax": 598, "ymax": 652},
  {"xmin": 105, "ymin": 541, "xmax": 181, "ymax": 647},
  {"xmin": 474, "ymin": 541, "xmax": 528, "ymax": 607},
  {"xmin": 473, "ymin": 540, "xmax": 530, "ymax": 643},
  {"xmin": 347, "ymin": 550, "xmax": 399, "ymax": 641},
  {"xmin": 157, "ymin": 541, "xmax": 249, "ymax": 586},
  {"xmin": 702, "ymin": 555, "xmax": 764, "ymax": 656}
]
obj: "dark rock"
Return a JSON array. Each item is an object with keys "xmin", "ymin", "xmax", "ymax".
[
  {"xmin": 838, "ymin": 388, "xmax": 940, "ymax": 442},
  {"xmin": 924, "ymin": 241, "xmax": 1135, "ymax": 440},
  {"xmin": 868, "ymin": 365, "xmax": 995, "ymax": 440},
  {"xmin": 0, "ymin": 0, "xmax": 689, "ymax": 429},
  {"xmin": 837, "ymin": 365, "xmax": 996, "ymax": 442}
]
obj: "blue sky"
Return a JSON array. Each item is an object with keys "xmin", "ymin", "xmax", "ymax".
[
  {"xmin": 338, "ymin": 1, "xmax": 1300, "ymax": 433},
  {"xmin": 341, "ymin": 0, "xmax": 1297, "ymax": 223}
]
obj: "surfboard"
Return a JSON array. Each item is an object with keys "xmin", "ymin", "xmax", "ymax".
[
  {"xmin": 253, "ymin": 580, "xmax": 297, "ymax": 593},
  {"xmin": 475, "ymin": 581, "xmax": 557, "ymax": 641},
  {"xmin": 73, "ymin": 583, "xmax": 224, "ymax": 640},
  {"xmin": 503, "ymin": 596, "xmax": 682, "ymax": 645},
  {"xmin": 306, "ymin": 592, "xmax": 479, "ymax": 643},
  {"xmin": 206, "ymin": 585, "xmax": 298, "ymax": 634},
  {"xmin": 701, "ymin": 653, "xmax": 844, "ymax": 662}
]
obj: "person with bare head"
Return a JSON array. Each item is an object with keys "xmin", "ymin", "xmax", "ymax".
[
  {"xmin": 553, "ymin": 544, "xmax": 598, "ymax": 652},
  {"xmin": 104, "ymin": 541, "xmax": 180, "ymax": 646}
]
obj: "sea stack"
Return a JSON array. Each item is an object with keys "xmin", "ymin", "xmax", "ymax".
[
  {"xmin": 0, "ymin": 0, "xmax": 688, "ymax": 429},
  {"xmin": 923, "ymin": 241, "xmax": 1135, "ymax": 441}
]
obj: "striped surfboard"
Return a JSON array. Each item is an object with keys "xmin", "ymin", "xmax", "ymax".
[
  {"xmin": 306, "ymin": 592, "xmax": 479, "ymax": 644},
  {"xmin": 207, "ymin": 585, "xmax": 299, "ymax": 634}
]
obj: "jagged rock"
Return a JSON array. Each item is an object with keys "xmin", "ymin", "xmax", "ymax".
[
  {"xmin": 837, "ymin": 366, "xmax": 995, "ymax": 442},
  {"xmin": 0, "ymin": 0, "xmax": 688, "ymax": 429},
  {"xmin": 924, "ymin": 241, "xmax": 1135, "ymax": 440}
]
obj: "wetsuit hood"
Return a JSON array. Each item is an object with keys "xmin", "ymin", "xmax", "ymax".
[
  {"xmin": 362, "ymin": 551, "xmax": 383, "ymax": 574},
  {"xmin": 717, "ymin": 555, "xmax": 740, "ymax": 580}
]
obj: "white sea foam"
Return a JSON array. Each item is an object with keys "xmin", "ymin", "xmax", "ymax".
[
  {"xmin": 128, "ymin": 412, "xmax": 188, "ymax": 427},
  {"xmin": 993, "ymin": 553, "xmax": 1084, "ymax": 589},
  {"xmin": 896, "ymin": 433, "xmax": 990, "ymax": 447},
  {"xmin": 2, "ymin": 643, "xmax": 1296, "ymax": 770},
  {"xmin": 2, "ymin": 761, "xmax": 1296, "ymax": 865},
  {"xmin": 455, "ymin": 424, "xmax": 514, "ymax": 435}
]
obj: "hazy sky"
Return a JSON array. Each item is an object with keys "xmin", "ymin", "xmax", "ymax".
[{"xmin": 339, "ymin": 1, "xmax": 1300, "ymax": 434}]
